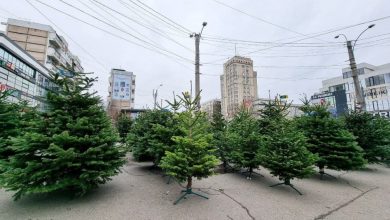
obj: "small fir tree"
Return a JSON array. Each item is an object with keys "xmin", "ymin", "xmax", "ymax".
[
  {"xmin": 116, "ymin": 113, "xmax": 132, "ymax": 143},
  {"xmin": 344, "ymin": 111, "xmax": 390, "ymax": 165},
  {"xmin": 259, "ymin": 121, "xmax": 317, "ymax": 195},
  {"xmin": 210, "ymin": 110, "xmax": 231, "ymax": 172},
  {"xmin": 160, "ymin": 92, "xmax": 219, "ymax": 205},
  {"xmin": 296, "ymin": 104, "xmax": 366, "ymax": 178},
  {"xmin": 0, "ymin": 72, "xmax": 127, "ymax": 200},
  {"xmin": 258, "ymin": 98, "xmax": 290, "ymax": 135},
  {"xmin": 227, "ymin": 108, "xmax": 265, "ymax": 179}
]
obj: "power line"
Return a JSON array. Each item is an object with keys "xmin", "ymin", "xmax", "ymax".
[
  {"xmin": 26, "ymin": 0, "xmax": 108, "ymax": 71},
  {"xmin": 130, "ymin": 0, "xmax": 192, "ymax": 34},
  {"xmin": 212, "ymin": 0, "xmax": 330, "ymax": 43},
  {"xmin": 31, "ymin": 0, "xmax": 193, "ymax": 68}
]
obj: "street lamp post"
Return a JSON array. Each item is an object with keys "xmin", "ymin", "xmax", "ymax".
[
  {"xmin": 153, "ymin": 84, "xmax": 163, "ymax": 109},
  {"xmin": 190, "ymin": 22, "xmax": 207, "ymax": 109},
  {"xmin": 335, "ymin": 24, "xmax": 375, "ymax": 112}
]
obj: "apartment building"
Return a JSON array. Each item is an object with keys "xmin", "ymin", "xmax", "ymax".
[
  {"xmin": 107, "ymin": 69, "xmax": 136, "ymax": 119},
  {"xmin": 200, "ymin": 98, "xmax": 221, "ymax": 119},
  {"xmin": 220, "ymin": 56, "xmax": 258, "ymax": 119},
  {"xmin": 4, "ymin": 18, "xmax": 83, "ymax": 76}
]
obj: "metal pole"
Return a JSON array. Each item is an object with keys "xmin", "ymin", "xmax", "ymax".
[
  {"xmin": 195, "ymin": 34, "xmax": 200, "ymax": 109},
  {"xmin": 346, "ymin": 40, "xmax": 365, "ymax": 111}
]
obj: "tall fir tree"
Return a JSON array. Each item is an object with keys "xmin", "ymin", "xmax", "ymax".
[
  {"xmin": 0, "ymin": 72, "xmax": 127, "ymax": 200},
  {"xmin": 115, "ymin": 113, "xmax": 132, "ymax": 143},
  {"xmin": 344, "ymin": 111, "xmax": 390, "ymax": 165},
  {"xmin": 159, "ymin": 92, "xmax": 219, "ymax": 205},
  {"xmin": 227, "ymin": 108, "xmax": 265, "ymax": 179},
  {"xmin": 210, "ymin": 110, "xmax": 231, "ymax": 172},
  {"xmin": 296, "ymin": 104, "xmax": 366, "ymax": 178},
  {"xmin": 258, "ymin": 99, "xmax": 317, "ymax": 194}
]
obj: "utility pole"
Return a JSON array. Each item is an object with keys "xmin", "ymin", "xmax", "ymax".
[
  {"xmin": 190, "ymin": 22, "xmax": 207, "ymax": 109},
  {"xmin": 346, "ymin": 40, "xmax": 365, "ymax": 111},
  {"xmin": 335, "ymin": 24, "xmax": 375, "ymax": 112}
]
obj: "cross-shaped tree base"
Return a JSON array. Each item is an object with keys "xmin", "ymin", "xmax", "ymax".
[
  {"xmin": 173, "ymin": 188, "xmax": 209, "ymax": 205},
  {"xmin": 269, "ymin": 179, "xmax": 303, "ymax": 195}
]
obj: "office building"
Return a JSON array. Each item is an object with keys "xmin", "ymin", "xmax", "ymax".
[
  {"xmin": 4, "ymin": 18, "xmax": 83, "ymax": 75},
  {"xmin": 107, "ymin": 69, "xmax": 136, "ymax": 119},
  {"xmin": 200, "ymin": 98, "xmax": 221, "ymax": 119},
  {"xmin": 220, "ymin": 56, "xmax": 258, "ymax": 119},
  {"xmin": 318, "ymin": 63, "xmax": 390, "ymax": 114},
  {"xmin": 0, "ymin": 32, "xmax": 56, "ymax": 111}
]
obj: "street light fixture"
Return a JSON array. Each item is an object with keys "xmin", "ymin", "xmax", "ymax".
[{"xmin": 334, "ymin": 24, "xmax": 375, "ymax": 112}]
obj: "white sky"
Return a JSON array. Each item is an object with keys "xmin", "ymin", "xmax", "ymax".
[{"xmin": 1, "ymin": 0, "xmax": 390, "ymax": 108}]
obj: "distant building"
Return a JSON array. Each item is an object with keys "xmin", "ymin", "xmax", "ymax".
[
  {"xmin": 4, "ymin": 18, "xmax": 83, "ymax": 75},
  {"xmin": 200, "ymin": 99, "xmax": 221, "ymax": 119},
  {"xmin": 220, "ymin": 56, "xmax": 258, "ymax": 119},
  {"xmin": 318, "ymin": 63, "xmax": 390, "ymax": 114},
  {"xmin": 310, "ymin": 90, "xmax": 348, "ymax": 117},
  {"xmin": 253, "ymin": 98, "xmax": 303, "ymax": 118},
  {"xmin": 0, "ymin": 32, "xmax": 57, "ymax": 111},
  {"xmin": 107, "ymin": 69, "xmax": 136, "ymax": 119}
]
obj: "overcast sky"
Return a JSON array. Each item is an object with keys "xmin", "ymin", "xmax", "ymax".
[{"xmin": 1, "ymin": 0, "xmax": 390, "ymax": 108}]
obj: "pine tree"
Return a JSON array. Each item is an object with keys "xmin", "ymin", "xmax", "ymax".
[
  {"xmin": 259, "ymin": 121, "xmax": 317, "ymax": 195},
  {"xmin": 115, "ymin": 113, "xmax": 132, "ymax": 143},
  {"xmin": 296, "ymin": 104, "xmax": 366, "ymax": 178},
  {"xmin": 227, "ymin": 108, "xmax": 265, "ymax": 179},
  {"xmin": 0, "ymin": 72, "xmax": 127, "ymax": 200},
  {"xmin": 159, "ymin": 92, "xmax": 219, "ymax": 205},
  {"xmin": 210, "ymin": 110, "xmax": 231, "ymax": 172},
  {"xmin": 258, "ymin": 98, "xmax": 317, "ymax": 194},
  {"xmin": 344, "ymin": 111, "xmax": 390, "ymax": 165}
]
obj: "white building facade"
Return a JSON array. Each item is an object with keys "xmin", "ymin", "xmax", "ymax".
[{"xmin": 320, "ymin": 63, "xmax": 390, "ymax": 113}]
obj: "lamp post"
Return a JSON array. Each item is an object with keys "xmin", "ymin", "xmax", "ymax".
[
  {"xmin": 190, "ymin": 22, "xmax": 207, "ymax": 109},
  {"xmin": 153, "ymin": 84, "xmax": 163, "ymax": 109},
  {"xmin": 335, "ymin": 24, "xmax": 375, "ymax": 112}
]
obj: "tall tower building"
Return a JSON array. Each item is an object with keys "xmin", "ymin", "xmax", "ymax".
[
  {"xmin": 107, "ymin": 69, "xmax": 136, "ymax": 119},
  {"xmin": 4, "ymin": 18, "xmax": 83, "ymax": 75},
  {"xmin": 220, "ymin": 56, "xmax": 258, "ymax": 119}
]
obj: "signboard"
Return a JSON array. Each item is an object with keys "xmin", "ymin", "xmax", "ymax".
[
  {"xmin": 372, "ymin": 111, "xmax": 390, "ymax": 118},
  {"xmin": 112, "ymin": 74, "xmax": 132, "ymax": 100}
]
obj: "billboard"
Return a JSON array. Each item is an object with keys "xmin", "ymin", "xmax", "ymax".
[{"xmin": 112, "ymin": 74, "xmax": 132, "ymax": 100}]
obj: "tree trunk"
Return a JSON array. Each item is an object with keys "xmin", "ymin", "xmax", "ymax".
[
  {"xmin": 319, "ymin": 164, "xmax": 325, "ymax": 174},
  {"xmin": 284, "ymin": 178, "xmax": 291, "ymax": 185},
  {"xmin": 186, "ymin": 176, "xmax": 192, "ymax": 189}
]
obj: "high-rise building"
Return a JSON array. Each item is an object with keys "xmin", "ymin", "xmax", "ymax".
[
  {"xmin": 220, "ymin": 56, "xmax": 258, "ymax": 119},
  {"xmin": 0, "ymin": 32, "xmax": 57, "ymax": 111},
  {"xmin": 317, "ymin": 62, "xmax": 390, "ymax": 115},
  {"xmin": 107, "ymin": 69, "xmax": 136, "ymax": 119},
  {"xmin": 200, "ymin": 98, "xmax": 221, "ymax": 119},
  {"xmin": 4, "ymin": 18, "xmax": 83, "ymax": 76}
]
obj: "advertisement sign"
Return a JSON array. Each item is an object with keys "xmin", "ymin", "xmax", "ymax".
[{"xmin": 112, "ymin": 74, "xmax": 132, "ymax": 100}]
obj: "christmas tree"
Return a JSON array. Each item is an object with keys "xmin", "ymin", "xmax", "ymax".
[
  {"xmin": 296, "ymin": 104, "xmax": 366, "ymax": 178},
  {"xmin": 210, "ymin": 110, "xmax": 231, "ymax": 172},
  {"xmin": 344, "ymin": 111, "xmax": 390, "ymax": 165},
  {"xmin": 227, "ymin": 108, "xmax": 265, "ymax": 179},
  {"xmin": 259, "ymin": 121, "xmax": 317, "ymax": 195},
  {"xmin": 159, "ymin": 92, "xmax": 219, "ymax": 205},
  {"xmin": 0, "ymin": 72, "xmax": 127, "ymax": 200},
  {"xmin": 258, "ymin": 98, "xmax": 317, "ymax": 194},
  {"xmin": 115, "ymin": 113, "xmax": 132, "ymax": 143}
]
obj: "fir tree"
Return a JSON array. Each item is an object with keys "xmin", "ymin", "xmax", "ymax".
[
  {"xmin": 258, "ymin": 98, "xmax": 290, "ymax": 135},
  {"xmin": 259, "ymin": 121, "xmax": 317, "ymax": 195},
  {"xmin": 0, "ymin": 72, "xmax": 126, "ymax": 200},
  {"xmin": 296, "ymin": 104, "xmax": 366, "ymax": 178},
  {"xmin": 160, "ymin": 92, "xmax": 219, "ymax": 205},
  {"xmin": 210, "ymin": 110, "xmax": 231, "ymax": 172},
  {"xmin": 115, "ymin": 113, "xmax": 132, "ymax": 143},
  {"xmin": 227, "ymin": 108, "xmax": 265, "ymax": 179},
  {"xmin": 344, "ymin": 111, "xmax": 390, "ymax": 165}
]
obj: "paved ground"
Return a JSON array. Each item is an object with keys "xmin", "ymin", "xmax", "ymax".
[{"xmin": 1, "ymin": 156, "xmax": 389, "ymax": 220}]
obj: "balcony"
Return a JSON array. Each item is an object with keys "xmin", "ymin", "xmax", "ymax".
[
  {"xmin": 47, "ymin": 47, "xmax": 60, "ymax": 64},
  {"xmin": 48, "ymin": 34, "xmax": 62, "ymax": 48}
]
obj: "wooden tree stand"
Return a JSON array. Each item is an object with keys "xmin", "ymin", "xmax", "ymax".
[{"xmin": 269, "ymin": 178, "xmax": 303, "ymax": 195}]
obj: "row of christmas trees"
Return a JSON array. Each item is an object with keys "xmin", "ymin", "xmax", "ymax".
[
  {"xmin": 126, "ymin": 94, "xmax": 390, "ymax": 200},
  {"xmin": 1, "ymin": 70, "xmax": 389, "ymax": 202}
]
